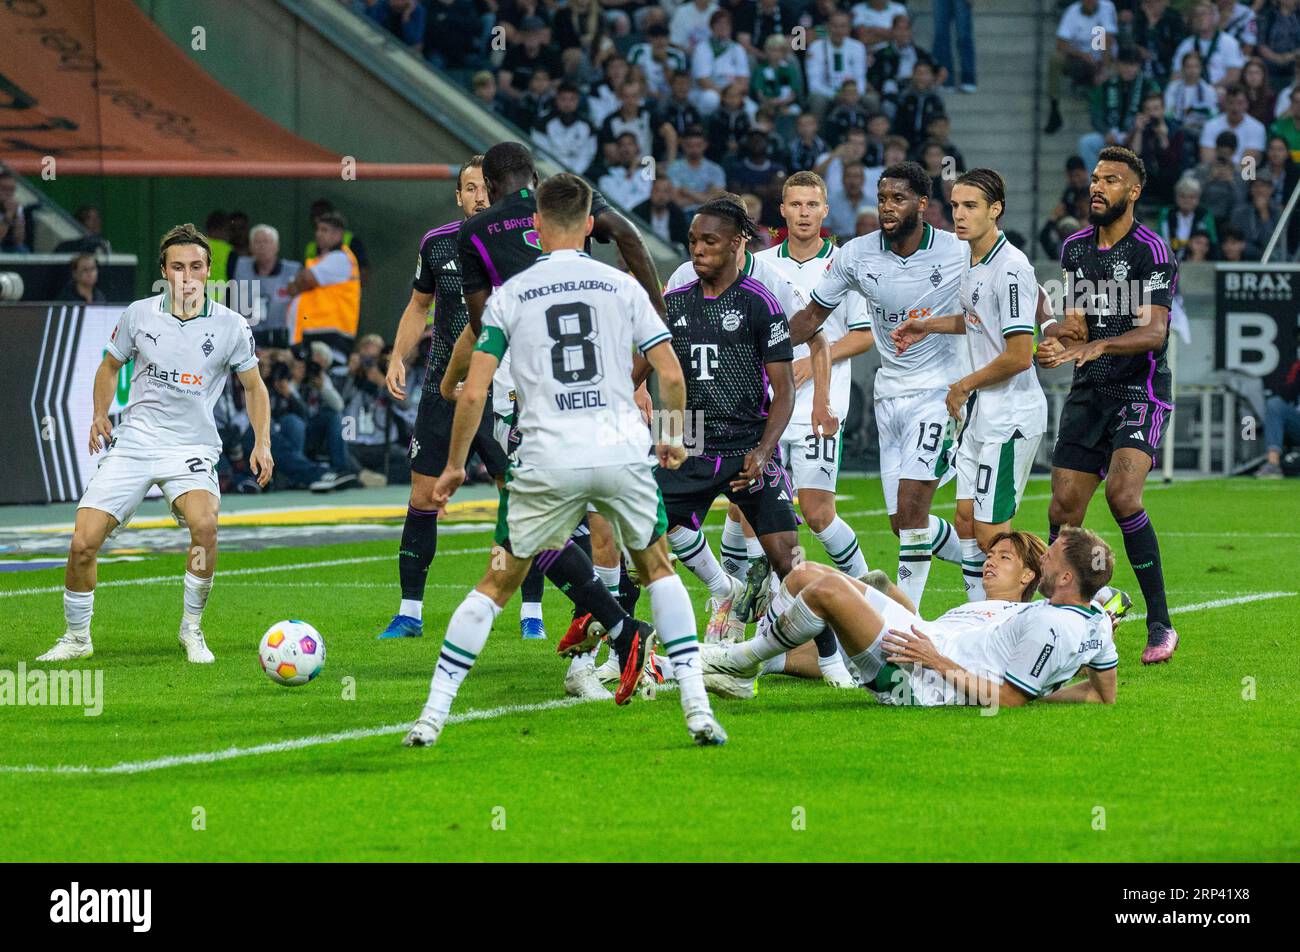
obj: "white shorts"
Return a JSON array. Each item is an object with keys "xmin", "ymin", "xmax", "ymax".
[
  {"xmin": 78, "ymin": 448, "xmax": 220, "ymax": 530},
  {"xmin": 780, "ymin": 424, "xmax": 841, "ymax": 494},
  {"xmin": 854, "ymin": 587, "xmax": 952, "ymax": 707},
  {"xmin": 955, "ymin": 431, "xmax": 1042, "ymax": 525},
  {"xmin": 501, "ymin": 461, "xmax": 665, "ymax": 560},
  {"xmin": 875, "ymin": 390, "xmax": 957, "ymax": 516}
]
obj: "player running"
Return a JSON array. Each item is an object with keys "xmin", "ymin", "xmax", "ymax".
[
  {"xmin": 787, "ymin": 161, "xmax": 968, "ymax": 612},
  {"xmin": 404, "ymin": 173, "xmax": 725, "ymax": 747},
  {"xmin": 376, "ymin": 156, "xmax": 499, "ymax": 640},
  {"xmin": 37, "ymin": 223, "xmax": 273, "ymax": 663},
  {"xmin": 1036, "ymin": 146, "xmax": 1180, "ymax": 664},
  {"xmin": 891, "ymin": 169, "xmax": 1047, "ymax": 601},
  {"xmin": 703, "ymin": 527, "xmax": 1120, "ymax": 707}
]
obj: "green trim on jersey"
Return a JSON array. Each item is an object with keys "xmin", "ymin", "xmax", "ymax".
[
  {"xmin": 742, "ymin": 250, "xmax": 755, "ymax": 276},
  {"xmin": 494, "ymin": 473, "xmax": 513, "ymax": 547},
  {"xmin": 639, "ymin": 331, "xmax": 672, "ymax": 353},
  {"xmin": 777, "ymin": 237, "xmax": 834, "ymax": 262},
  {"xmin": 882, "ymin": 222, "xmax": 933, "ymax": 257},
  {"xmin": 1003, "ymin": 671, "xmax": 1039, "ymax": 697},
  {"xmin": 976, "ymin": 232, "xmax": 1007, "ymax": 266},
  {"xmin": 475, "ymin": 325, "xmax": 508, "ymax": 359},
  {"xmin": 990, "ymin": 438, "xmax": 1020, "ymax": 523},
  {"xmin": 652, "ymin": 486, "xmax": 669, "ymax": 544}
]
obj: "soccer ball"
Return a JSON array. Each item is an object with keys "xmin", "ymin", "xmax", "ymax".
[{"xmin": 259, "ymin": 620, "xmax": 326, "ymax": 686}]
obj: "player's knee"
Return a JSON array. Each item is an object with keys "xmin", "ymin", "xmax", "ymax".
[
  {"xmin": 953, "ymin": 508, "xmax": 975, "ymax": 538},
  {"xmin": 408, "ymin": 478, "xmax": 439, "ymax": 511},
  {"xmin": 784, "ymin": 560, "xmax": 823, "ymax": 595},
  {"xmin": 973, "ymin": 521, "xmax": 1002, "ymax": 552},
  {"xmin": 189, "ymin": 519, "xmax": 218, "ymax": 551},
  {"xmin": 1047, "ymin": 497, "xmax": 1078, "ymax": 527},
  {"xmin": 68, "ymin": 533, "xmax": 100, "ymax": 565},
  {"xmin": 1104, "ymin": 482, "xmax": 1143, "ymax": 518},
  {"xmin": 800, "ymin": 498, "xmax": 835, "ymax": 533}
]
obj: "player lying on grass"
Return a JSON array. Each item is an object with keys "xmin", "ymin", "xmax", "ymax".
[
  {"xmin": 702, "ymin": 527, "xmax": 1120, "ymax": 707},
  {"xmin": 405, "ymin": 172, "xmax": 726, "ymax": 748},
  {"xmin": 38, "ymin": 223, "xmax": 273, "ymax": 663}
]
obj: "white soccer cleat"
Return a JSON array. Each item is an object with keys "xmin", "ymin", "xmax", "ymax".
[
  {"xmin": 700, "ymin": 641, "xmax": 762, "ymax": 679},
  {"xmin": 36, "ymin": 632, "xmax": 93, "ymax": 662},
  {"xmin": 703, "ymin": 670, "xmax": 757, "ymax": 701},
  {"xmin": 821, "ymin": 666, "xmax": 859, "ymax": 689},
  {"xmin": 403, "ymin": 714, "xmax": 446, "ymax": 747},
  {"xmin": 178, "ymin": 624, "xmax": 215, "ymax": 663},
  {"xmin": 564, "ymin": 663, "xmax": 614, "ymax": 700},
  {"xmin": 593, "ymin": 654, "xmax": 621, "ymax": 685},
  {"xmin": 705, "ymin": 575, "xmax": 745, "ymax": 643},
  {"xmin": 686, "ymin": 709, "xmax": 728, "ymax": 746}
]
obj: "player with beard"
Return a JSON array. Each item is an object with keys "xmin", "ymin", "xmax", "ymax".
[
  {"xmin": 786, "ymin": 162, "xmax": 968, "ymax": 613},
  {"xmin": 1037, "ymin": 146, "xmax": 1180, "ymax": 664}
]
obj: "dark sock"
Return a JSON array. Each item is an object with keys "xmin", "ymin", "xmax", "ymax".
[
  {"xmin": 814, "ymin": 628, "xmax": 839, "ymax": 659},
  {"xmin": 398, "ymin": 506, "xmax": 438, "ymax": 602},
  {"xmin": 1049, "ymin": 523, "xmax": 1061, "ymax": 545},
  {"xmin": 1117, "ymin": 510, "xmax": 1171, "ymax": 629},
  {"xmin": 568, "ymin": 521, "xmax": 593, "ymax": 620},
  {"xmin": 618, "ymin": 563, "xmax": 641, "ymax": 618},
  {"xmin": 536, "ymin": 541, "xmax": 631, "ymax": 634},
  {"xmin": 521, "ymin": 562, "xmax": 545, "ymax": 604}
]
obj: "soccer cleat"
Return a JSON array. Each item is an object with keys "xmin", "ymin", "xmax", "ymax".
[
  {"xmin": 1255, "ymin": 462, "xmax": 1284, "ymax": 479},
  {"xmin": 700, "ymin": 641, "xmax": 761, "ymax": 680},
  {"xmin": 1095, "ymin": 586, "xmax": 1133, "ymax": 631},
  {"xmin": 309, "ymin": 470, "xmax": 358, "ymax": 493},
  {"xmin": 178, "ymin": 624, "xmax": 215, "ymax": 663},
  {"xmin": 36, "ymin": 632, "xmax": 93, "ymax": 662},
  {"xmin": 612, "ymin": 620, "xmax": 654, "ymax": 705},
  {"xmin": 376, "ymin": 614, "xmax": 424, "ymax": 639},
  {"xmin": 520, "ymin": 616, "xmax": 547, "ymax": 640},
  {"xmin": 593, "ymin": 653, "xmax": 621, "ymax": 685},
  {"xmin": 686, "ymin": 710, "xmax": 728, "ymax": 746},
  {"xmin": 820, "ymin": 658, "xmax": 858, "ymax": 689},
  {"xmin": 735, "ymin": 555, "xmax": 772, "ymax": 624},
  {"xmin": 564, "ymin": 663, "xmax": 614, "ymax": 700},
  {"xmin": 705, "ymin": 575, "xmax": 745, "ymax": 643},
  {"xmin": 703, "ymin": 670, "xmax": 757, "ymax": 701},
  {"xmin": 402, "ymin": 714, "xmax": 446, "ymax": 747},
  {"xmin": 1141, "ymin": 625, "xmax": 1179, "ymax": 665},
  {"xmin": 556, "ymin": 613, "xmax": 603, "ymax": 656}
]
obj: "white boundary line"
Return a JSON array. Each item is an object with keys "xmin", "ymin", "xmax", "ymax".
[{"xmin": 1, "ymin": 592, "xmax": 1292, "ymax": 778}]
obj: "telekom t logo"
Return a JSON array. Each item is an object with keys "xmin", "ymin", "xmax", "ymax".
[{"xmin": 690, "ymin": 344, "xmax": 719, "ymax": 380}]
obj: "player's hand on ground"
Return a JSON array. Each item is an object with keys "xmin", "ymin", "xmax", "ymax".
[
  {"xmin": 657, "ymin": 443, "xmax": 687, "ymax": 470},
  {"xmin": 1035, "ymin": 336, "xmax": 1067, "ymax": 368},
  {"xmin": 945, "ymin": 381, "xmax": 970, "ymax": 420},
  {"xmin": 88, "ymin": 414, "xmax": 113, "ymax": 455},
  {"xmin": 386, "ymin": 360, "xmax": 407, "ymax": 401},
  {"xmin": 432, "ymin": 465, "xmax": 466, "ymax": 509},
  {"xmin": 812, "ymin": 400, "xmax": 839, "ymax": 438},
  {"xmin": 891, "ymin": 320, "xmax": 928, "ymax": 355},
  {"xmin": 883, "ymin": 625, "xmax": 942, "ymax": 667},
  {"xmin": 791, "ymin": 357, "xmax": 812, "ymax": 388},
  {"xmin": 250, "ymin": 441, "xmax": 274, "ymax": 487},
  {"xmin": 729, "ymin": 448, "xmax": 770, "ymax": 492}
]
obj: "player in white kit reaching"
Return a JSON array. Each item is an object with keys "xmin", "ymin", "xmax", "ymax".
[
  {"xmin": 405, "ymin": 173, "xmax": 726, "ymax": 748},
  {"xmin": 37, "ymin": 223, "xmax": 273, "ymax": 663},
  {"xmin": 892, "ymin": 170, "xmax": 1048, "ymax": 601}
]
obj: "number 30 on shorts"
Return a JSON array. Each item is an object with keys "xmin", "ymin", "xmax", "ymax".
[{"xmin": 803, "ymin": 434, "xmax": 836, "ymax": 462}]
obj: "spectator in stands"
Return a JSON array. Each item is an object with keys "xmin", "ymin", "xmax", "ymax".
[
  {"xmin": 1262, "ymin": 136, "xmax": 1300, "ymax": 254},
  {"xmin": 1079, "ymin": 45, "xmax": 1162, "ymax": 171},
  {"xmin": 1157, "ymin": 175, "xmax": 1220, "ymax": 259},
  {"xmin": 855, "ymin": 204, "xmax": 880, "ymax": 236},
  {"xmin": 305, "ymin": 199, "xmax": 370, "ymax": 286},
  {"xmin": 297, "ymin": 341, "xmax": 359, "ymax": 492},
  {"xmin": 871, "ymin": 15, "xmax": 945, "ymax": 113},
  {"xmin": 629, "ymin": 23, "xmax": 688, "ymax": 100},
  {"xmin": 726, "ymin": 127, "xmax": 785, "ymax": 224},
  {"xmin": 551, "ymin": 0, "xmax": 607, "ymax": 64},
  {"xmin": 1129, "ymin": 90, "xmax": 1187, "ymax": 205},
  {"xmin": 54, "ymin": 204, "xmax": 111, "ymax": 255},
  {"xmin": 425, "ymin": 0, "xmax": 485, "ymax": 70},
  {"xmin": 750, "ymin": 34, "xmax": 804, "ymax": 122},
  {"xmin": 340, "ymin": 335, "xmax": 412, "ymax": 485},
  {"xmin": 234, "ymin": 224, "xmax": 302, "ymax": 348},
  {"xmin": 56, "ymin": 253, "xmax": 105, "ymax": 304},
  {"xmin": 1220, "ymin": 223, "xmax": 1249, "ymax": 260},
  {"xmin": 1214, "ymin": 0, "xmax": 1259, "ymax": 55},
  {"xmin": 920, "ymin": 139, "xmax": 954, "ymax": 222},
  {"xmin": 705, "ymin": 82, "xmax": 753, "ymax": 161},
  {"xmin": 225, "ymin": 210, "xmax": 252, "ymax": 275},
  {"xmin": 511, "ymin": 67, "xmax": 556, "ymax": 133},
  {"xmin": 893, "ymin": 60, "xmax": 946, "ymax": 150},
  {"xmin": 588, "ymin": 56, "xmax": 631, "ymax": 128},
  {"xmin": 924, "ymin": 113, "xmax": 965, "ymax": 171},
  {"xmin": 741, "ymin": 193, "xmax": 771, "ymax": 249},
  {"xmin": 203, "ymin": 211, "xmax": 233, "ymax": 281},
  {"xmin": 787, "ymin": 112, "xmax": 828, "ymax": 172},
  {"xmin": 930, "ymin": 0, "xmax": 975, "ymax": 92},
  {"xmin": 500, "ymin": 16, "xmax": 562, "ymax": 100},
  {"xmin": 1045, "ymin": 0, "xmax": 1119, "ymax": 135},
  {"xmin": 471, "ymin": 70, "xmax": 512, "ymax": 117},
  {"xmin": 1257, "ymin": 0, "xmax": 1300, "ymax": 87},
  {"xmin": 736, "ymin": 0, "xmax": 800, "ymax": 59},
  {"xmin": 287, "ymin": 211, "xmax": 362, "ymax": 358},
  {"xmin": 368, "ymin": 0, "xmax": 426, "ymax": 50},
  {"xmin": 1164, "ymin": 48, "xmax": 1220, "ymax": 141},
  {"xmin": 1271, "ymin": 87, "xmax": 1300, "ymax": 158},
  {"xmin": 852, "ymin": 0, "xmax": 906, "ymax": 53},
  {"xmin": 824, "ymin": 80, "xmax": 874, "ymax": 148},
  {"xmin": 1201, "ymin": 85, "xmax": 1267, "ymax": 166},
  {"xmin": 1231, "ymin": 173, "xmax": 1284, "ymax": 257},
  {"xmin": 1039, "ymin": 155, "xmax": 1090, "ymax": 257},
  {"xmin": 825, "ymin": 160, "xmax": 870, "ymax": 239},
  {"xmin": 690, "ymin": 10, "xmax": 750, "ymax": 116},
  {"xmin": 1040, "ymin": 213, "xmax": 1083, "ymax": 261},
  {"xmin": 1172, "ymin": 2, "xmax": 1246, "ymax": 93},
  {"xmin": 634, "ymin": 174, "xmax": 690, "ymax": 249},
  {"xmin": 1124, "ymin": 0, "xmax": 1187, "ymax": 87},
  {"xmin": 1195, "ymin": 132, "xmax": 1248, "ymax": 222},
  {"xmin": 1183, "ymin": 228, "xmax": 1215, "ymax": 260},
  {"xmin": 1273, "ymin": 58, "xmax": 1300, "ymax": 116},
  {"xmin": 816, "ymin": 125, "xmax": 866, "ymax": 187},
  {"xmin": 1257, "ymin": 357, "xmax": 1300, "ymax": 478},
  {"xmin": 599, "ymin": 131, "xmax": 654, "ymax": 208},
  {"xmin": 1242, "ymin": 57, "xmax": 1278, "ymax": 124},
  {"xmin": 865, "ymin": 133, "xmax": 909, "ymax": 198},
  {"xmin": 599, "ymin": 78, "xmax": 655, "ymax": 165},
  {"xmin": 533, "ymin": 82, "xmax": 599, "ymax": 174},
  {"xmin": 257, "ymin": 351, "xmax": 333, "ymax": 491},
  {"xmin": 671, "ymin": 0, "xmax": 719, "ymax": 54},
  {"xmin": 806, "ymin": 11, "xmax": 870, "ymax": 116},
  {"xmin": 668, "ymin": 124, "xmax": 727, "ymax": 213}
]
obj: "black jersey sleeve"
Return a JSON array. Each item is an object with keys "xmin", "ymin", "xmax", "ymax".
[
  {"xmin": 589, "ymin": 187, "xmax": 611, "ymax": 221},
  {"xmin": 1137, "ymin": 237, "xmax": 1177, "ymax": 312},
  {"xmin": 752, "ymin": 289, "xmax": 794, "ymax": 364},
  {"xmin": 457, "ymin": 221, "xmax": 491, "ymax": 296},
  {"xmin": 412, "ymin": 232, "xmax": 445, "ymax": 295}
]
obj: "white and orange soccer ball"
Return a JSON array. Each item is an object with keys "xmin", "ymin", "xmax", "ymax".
[{"xmin": 259, "ymin": 620, "xmax": 326, "ymax": 686}]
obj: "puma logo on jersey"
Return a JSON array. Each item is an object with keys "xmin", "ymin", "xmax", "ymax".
[{"xmin": 143, "ymin": 332, "xmax": 160, "ymax": 345}]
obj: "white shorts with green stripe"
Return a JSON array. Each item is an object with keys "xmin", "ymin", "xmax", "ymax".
[
  {"xmin": 954, "ymin": 431, "xmax": 1042, "ymax": 525},
  {"xmin": 876, "ymin": 389, "xmax": 958, "ymax": 516},
  {"xmin": 780, "ymin": 423, "xmax": 840, "ymax": 493}
]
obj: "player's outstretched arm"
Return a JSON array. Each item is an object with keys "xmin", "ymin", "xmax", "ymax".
[
  {"xmin": 643, "ymin": 340, "xmax": 687, "ymax": 469},
  {"xmin": 891, "ymin": 311, "xmax": 964, "ymax": 355},
  {"xmin": 593, "ymin": 209, "xmax": 666, "ymax": 318},
  {"xmin": 88, "ymin": 352, "xmax": 124, "ymax": 455},
  {"xmin": 435, "ymin": 349, "xmax": 498, "ymax": 510},
  {"xmin": 1041, "ymin": 667, "xmax": 1117, "ymax": 704},
  {"xmin": 440, "ymin": 324, "xmax": 477, "ymax": 401},
  {"xmin": 788, "ymin": 299, "xmax": 833, "ymax": 346},
  {"xmin": 807, "ymin": 330, "xmax": 838, "ymax": 437},
  {"xmin": 238, "ymin": 365, "xmax": 275, "ymax": 487},
  {"xmin": 832, "ymin": 328, "xmax": 874, "ymax": 362},
  {"xmin": 1061, "ymin": 304, "xmax": 1169, "ymax": 370},
  {"xmin": 387, "ymin": 289, "xmax": 435, "ymax": 400},
  {"xmin": 464, "ymin": 288, "xmax": 490, "ymax": 337},
  {"xmin": 884, "ymin": 625, "xmax": 1030, "ymax": 708}
]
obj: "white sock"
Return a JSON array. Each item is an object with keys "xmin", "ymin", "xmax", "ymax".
[
  {"xmin": 594, "ymin": 563, "xmax": 621, "ymax": 594},
  {"xmin": 960, "ymin": 537, "xmax": 987, "ymax": 601},
  {"xmin": 647, "ymin": 574, "xmax": 710, "ymax": 713},
  {"xmin": 745, "ymin": 535, "xmax": 764, "ymax": 560},
  {"xmin": 520, "ymin": 601, "xmax": 543, "ymax": 621},
  {"xmin": 848, "ymin": 624, "xmax": 890, "ymax": 687},
  {"xmin": 719, "ymin": 515, "xmax": 750, "ymax": 580},
  {"xmin": 400, "ymin": 598, "xmax": 423, "ymax": 621},
  {"xmin": 182, "ymin": 572, "xmax": 213, "ymax": 628},
  {"xmin": 730, "ymin": 592, "xmax": 825, "ymax": 669},
  {"xmin": 818, "ymin": 635, "xmax": 854, "ymax": 680},
  {"xmin": 897, "ymin": 527, "xmax": 933, "ymax": 609},
  {"xmin": 63, "ymin": 588, "xmax": 93, "ymax": 636},
  {"xmin": 758, "ymin": 654, "xmax": 786, "ymax": 676},
  {"xmin": 931, "ymin": 515, "xmax": 962, "ymax": 564},
  {"xmin": 423, "ymin": 590, "xmax": 499, "ymax": 719},
  {"xmin": 815, "ymin": 517, "xmax": 868, "ymax": 576},
  {"xmin": 668, "ymin": 526, "xmax": 731, "ymax": 597}
]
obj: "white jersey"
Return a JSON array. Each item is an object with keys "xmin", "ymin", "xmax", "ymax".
[
  {"xmin": 930, "ymin": 598, "xmax": 1118, "ymax": 701},
  {"xmin": 476, "ymin": 249, "xmax": 669, "ymax": 470},
  {"xmin": 757, "ymin": 237, "xmax": 870, "ymax": 422},
  {"xmin": 665, "ymin": 250, "xmax": 801, "ymax": 320},
  {"xmin": 105, "ymin": 293, "xmax": 258, "ymax": 457},
  {"xmin": 958, "ymin": 233, "xmax": 1048, "ymax": 442},
  {"xmin": 810, "ymin": 223, "xmax": 967, "ymax": 400}
]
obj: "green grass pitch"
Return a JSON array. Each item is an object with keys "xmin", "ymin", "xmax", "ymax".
[{"xmin": 1, "ymin": 476, "xmax": 1297, "ymax": 861}]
